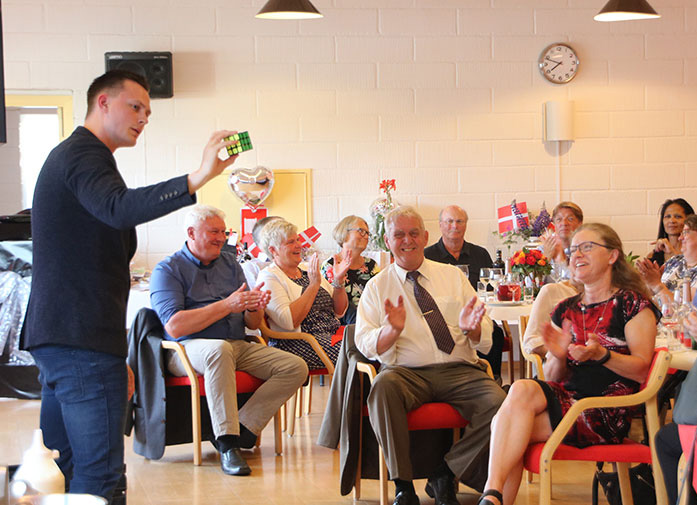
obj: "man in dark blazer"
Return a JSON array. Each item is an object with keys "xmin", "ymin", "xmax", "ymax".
[{"xmin": 21, "ymin": 70, "xmax": 240, "ymax": 501}]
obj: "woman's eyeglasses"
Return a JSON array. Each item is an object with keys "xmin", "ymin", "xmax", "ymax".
[
  {"xmin": 349, "ymin": 228, "xmax": 370, "ymax": 238},
  {"xmin": 566, "ymin": 241, "xmax": 612, "ymax": 255}
]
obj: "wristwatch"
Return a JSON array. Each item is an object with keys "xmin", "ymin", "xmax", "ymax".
[{"xmin": 331, "ymin": 277, "xmax": 345, "ymax": 288}]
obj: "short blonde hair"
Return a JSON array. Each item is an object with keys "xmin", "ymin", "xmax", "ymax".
[
  {"xmin": 259, "ymin": 219, "xmax": 297, "ymax": 257},
  {"xmin": 184, "ymin": 205, "xmax": 226, "ymax": 232},
  {"xmin": 384, "ymin": 206, "xmax": 425, "ymax": 236},
  {"xmin": 333, "ymin": 215, "xmax": 367, "ymax": 247}
]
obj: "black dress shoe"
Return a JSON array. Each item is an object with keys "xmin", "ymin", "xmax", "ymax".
[
  {"xmin": 425, "ymin": 474, "xmax": 460, "ymax": 505},
  {"xmin": 393, "ymin": 489, "xmax": 420, "ymax": 505},
  {"xmin": 220, "ymin": 447, "xmax": 251, "ymax": 476}
]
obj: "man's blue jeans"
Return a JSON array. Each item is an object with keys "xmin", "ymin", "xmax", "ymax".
[{"xmin": 31, "ymin": 345, "xmax": 127, "ymax": 500}]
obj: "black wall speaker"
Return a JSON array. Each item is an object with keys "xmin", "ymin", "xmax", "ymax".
[{"xmin": 104, "ymin": 51, "xmax": 173, "ymax": 99}]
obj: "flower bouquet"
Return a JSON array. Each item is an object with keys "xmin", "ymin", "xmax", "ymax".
[
  {"xmin": 510, "ymin": 247, "xmax": 552, "ymax": 295},
  {"xmin": 369, "ymin": 179, "xmax": 397, "ymax": 252},
  {"xmin": 493, "ymin": 201, "xmax": 553, "ymax": 251}
]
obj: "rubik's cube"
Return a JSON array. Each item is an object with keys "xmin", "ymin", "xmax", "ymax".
[{"xmin": 224, "ymin": 131, "xmax": 253, "ymax": 156}]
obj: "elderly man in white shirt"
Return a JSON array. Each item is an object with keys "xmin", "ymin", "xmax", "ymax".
[{"xmin": 355, "ymin": 206, "xmax": 506, "ymax": 505}]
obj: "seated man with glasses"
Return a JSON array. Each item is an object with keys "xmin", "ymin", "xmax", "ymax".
[
  {"xmin": 425, "ymin": 205, "xmax": 505, "ymax": 379},
  {"xmin": 356, "ymin": 206, "xmax": 506, "ymax": 505}
]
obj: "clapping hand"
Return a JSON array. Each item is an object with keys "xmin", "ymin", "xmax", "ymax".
[
  {"xmin": 332, "ymin": 250, "xmax": 352, "ymax": 284},
  {"xmin": 635, "ymin": 258, "xmax": 663, "ymax": 290},
  {"xmin": 684, "ymin": 312, "xmax": 697, "ymax": 338},
  {"xmin": 542, "ymin": 234, "xmax": 563, "ymax": 262},
  {"xmin": 307, "ymin": 252, "xmax": 322, "ymax": 286},
  {"xmin": 568, "ymin": 332, "xmax": 605, "ymax": 363},
  {"xmin": 227, "ymin": 283, "xmax": 270, "ymax": 313},
  {"xmin": 384, "ymin": 296, "xmax": 406, "ymax": 334},
  {"xmin": 541, "ymin": 320, "xmax": 573, "ymax": 360},
  {"xmin": 246, "ymin": 281, "xmax": 272, "ymax": 312},
  {"xmin": 651, "ymin": 237, "xmax": 678, "ymax": 256},
  {"xmin": 458, "ymin": 296, "xmax": 485, "ymax": 333}
]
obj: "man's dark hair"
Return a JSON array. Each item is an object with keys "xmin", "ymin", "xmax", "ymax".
[{"xmin": 86, "ymin": 70, "xmax": 150, "ymax": 116}]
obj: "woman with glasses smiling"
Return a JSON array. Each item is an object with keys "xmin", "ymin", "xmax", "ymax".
[
  {"xmin": 321, "ymin": 215, "xmax": 380, "ymax": 324},
  {"xmin": 637, "ymin": 213, "xmax": 697, "ymax": 304},
  {"xmin": 478, "ymin": 223, "xmax": 659, "ymax": 505}
]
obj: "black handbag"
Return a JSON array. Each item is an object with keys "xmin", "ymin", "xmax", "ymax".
[{"xmin": 592, "ymin": 462, "xmax": 656, "ymax": 505}]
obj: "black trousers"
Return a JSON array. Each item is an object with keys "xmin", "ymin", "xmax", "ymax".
[{"xmin": 656, "ymin": 422, "xmax": 697, "ymax": 505}]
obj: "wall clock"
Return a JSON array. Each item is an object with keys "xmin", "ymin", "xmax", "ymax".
[{"xmin": 538, "ymin": 43, "xmax": 580, "ymax": 84}]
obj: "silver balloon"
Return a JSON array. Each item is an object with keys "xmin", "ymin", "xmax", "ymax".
[{"xmin": 227, "ymin": 166, "xmax": 275, "ymax": 209}]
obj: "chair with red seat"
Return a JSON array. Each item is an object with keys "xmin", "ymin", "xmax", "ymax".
[
  {"xmin": 161, "ymin": 338, "xmax": 282, "ymax": 466},
  {"xmin": 522, "ymin": 349, "xmax": 671, "ymax": 505},
  {"xmin": 353, "ymin": 359, "xmax": 493, "ymax": 505}
]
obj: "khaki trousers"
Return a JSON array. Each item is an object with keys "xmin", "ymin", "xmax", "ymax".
[
  {"xmin": 167, "ymin": 339, "xmax": 308, "ymax": 437},
  {"xmin": 367, "ymin": 361, "xmax": 506, "ymax": 482}
]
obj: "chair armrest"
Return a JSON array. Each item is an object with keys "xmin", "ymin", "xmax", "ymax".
[
  {"xmin": 260, "ymin": 319, "xmax": 336, "ymax": 374},
  {"xmin": 356, "ymin": 362, "xmax": 378, "ymax": 384},
  {"xmin": 518, "ymin": 315, "xmax": 546, "ymax": 381},
  {"xmin": 161, "ymin": 340, "xmax": 200, "ymax": 392},
  {"xmin": 540, "ymin": 350, "xmax": 671, "ymax": 463},
  {"xmin": 246, "ymin": 333, "xmax": 266, "ymax": 345},
  {"xmin": 478, "ymin": 358, "xmax": 494, "ymax": 379}
]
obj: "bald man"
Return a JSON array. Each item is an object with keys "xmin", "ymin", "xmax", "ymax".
[
  {"xmin": 425, "ymin": 205, "xmax": 504, "ymax": 379},
  {"xmin": 424, "ymin": 206, "xmax": 493, "ymax": 287}
]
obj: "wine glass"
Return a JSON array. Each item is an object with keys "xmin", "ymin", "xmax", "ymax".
[
  {"xmin": 456, "ymin": 264, "xmax": 469, "ymax": 279},
  {"xmin": 489, "ymin": 268, "xmax": 503, "ymax": 298},
  {"xmin": 479, "ymin": 268, "xmax": 491, "ymax": 301}
]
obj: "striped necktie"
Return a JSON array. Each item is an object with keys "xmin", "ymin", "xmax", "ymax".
[{"xmin": 406, "ymin": 271, "xmax": 455, "ymax": 354}]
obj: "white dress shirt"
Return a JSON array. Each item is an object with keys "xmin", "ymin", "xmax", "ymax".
[
  {"xmin": 522, "ymin": 280, "xmax": 578, "ymax": 355},
  {"xmin": 355, "ymin": 259, "xmax": 493, "ymax": 368}
]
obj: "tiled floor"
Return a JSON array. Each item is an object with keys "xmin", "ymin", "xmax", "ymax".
[{"xmin": 0, "ymin": 376, "xmax": 599, "ymax": 505}]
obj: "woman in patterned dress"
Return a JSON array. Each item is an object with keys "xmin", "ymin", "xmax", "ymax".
[
  {"xmin": 637, "ymin": 213, "xmax": 697, "ymax": 306},
  {"xmin": 477, "ymin": 223, "xmax": 660, "ymax": 505},
  {"xmin": 321, "ymin": 215, "xmax": 380, "ymax": 325},
  {"xmin": 257, "ymin": 219, "xmax": 349, "ymax": 369}
]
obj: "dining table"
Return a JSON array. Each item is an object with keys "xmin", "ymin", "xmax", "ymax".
[{"xmin": 485, "ymin": 300, "xmax": 533, "ymax": 382}]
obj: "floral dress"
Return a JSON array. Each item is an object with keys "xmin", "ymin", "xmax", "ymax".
[
  {"xmin": 661, "ymin": 254, "xmax": 697, "ymax": 293},
  {"xmin": 321, "ymin": 257, "xmax": 380, "ymax": 324},
  {"xmin": 267, "ymin": 271, "xmax": 341, "ymax": 370},
  {"xmin": 537, "ymin": 289, "xmax": 660, "ymax": 447}
]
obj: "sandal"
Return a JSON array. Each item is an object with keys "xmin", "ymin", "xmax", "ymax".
[{"xmin": 477, "ymin": 489, "xmax": 503, "ymax": 505}]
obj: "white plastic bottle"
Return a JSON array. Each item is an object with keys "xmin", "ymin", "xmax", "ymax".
[{"xmin": 11, "ymin": 429, "xmax": 64, "ymax": 497}]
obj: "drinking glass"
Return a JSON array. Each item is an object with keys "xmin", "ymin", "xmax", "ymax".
[
  {"xmin": 489, "ymin": 268, "xmax": 503, "ymax": 297},
  {"xmin": 456, "ymin": 264, "xmax": 470, "ymax": 279},
  {"xmin": 479, "ymin": 268, "xmax": 491, "ymax": 293},
  {"xmin": 477, "ymin": 281, "xmax": 488, "ymax": 301},
  {"xmin": 523, "ymin": 286, "xmax": 534, "ymax": 303}
]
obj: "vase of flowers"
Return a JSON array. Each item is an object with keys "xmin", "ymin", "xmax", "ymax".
[
  {"xmin": 510, "ymin": 247, "xmax": 552, "ymax": 296},
  {"xmin": 369, "ymin": 179, "xmax": 397, "ymax": 252}
]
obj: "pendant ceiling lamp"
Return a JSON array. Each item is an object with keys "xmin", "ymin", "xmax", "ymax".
[
  {"xmin": 256, "ymin": 0, "xmax": 323, "ymax": 19},
  {"xmin": 594, "ymin": 0, "xmax": 660, "ymax": 21}
]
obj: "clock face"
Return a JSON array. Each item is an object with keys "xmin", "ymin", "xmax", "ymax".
[{"xmin": 538, "ymin": 43, "xmax": 580, "ymax": 84}]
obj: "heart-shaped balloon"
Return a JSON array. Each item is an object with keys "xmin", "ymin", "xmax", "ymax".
[{"xmin": 228, "ymin": 166, "xmax": 275, "ymax": 209}]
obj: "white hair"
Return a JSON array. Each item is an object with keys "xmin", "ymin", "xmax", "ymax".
[
  {"xmin": 259, "ymin": 219, "xmax": 297, "ymax": 257},
  {"xmin": 184, "ymin": 204, "xmax": 226, "ymax": 232},
  {"xmin": 384, "ymin": 206, "xmax": 425, "ymax": 236}
]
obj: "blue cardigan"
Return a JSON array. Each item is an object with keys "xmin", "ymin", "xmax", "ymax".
[{"xmin": 22, "ymin": 126, "xmax": 195, "ymax": 357}]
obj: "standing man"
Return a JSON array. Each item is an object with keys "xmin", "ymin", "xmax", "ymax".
[
  {"xmin": 21, "ymin": 70, "xmax": 240, "ymax": 500},
  {"xmin": 355, "ymin": 206, "xmax": 506, "ymax": 505},
  {"xmin": 424, "ymin": 205, "xmax": 504, "ymax": 379}
]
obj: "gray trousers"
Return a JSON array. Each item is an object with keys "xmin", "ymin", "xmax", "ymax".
[
  {"xmin": 367, "ymin": 361, "xmax": 506, "ymax": 481},
  {"xmin": 167, "ymin": 339, "xmax": 308, "ymax": 437}
]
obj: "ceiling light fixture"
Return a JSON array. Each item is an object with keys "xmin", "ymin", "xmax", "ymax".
[
  {"xmin": 255, "ymin": 0, "xmax": 323, "ymax": 19},
  {"xmin": 594, "ymin": 0, "xmax": 660, "ymax": 21}
]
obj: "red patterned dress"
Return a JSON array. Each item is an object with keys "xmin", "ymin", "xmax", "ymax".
[{"xmin": 536, "ymin": 289, "xmax": 660, "ymax": 447}]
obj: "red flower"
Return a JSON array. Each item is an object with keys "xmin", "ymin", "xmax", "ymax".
[
  {"xmin": 379, "ymin": 179, "xmax": 396, "ymax": 192},
  {"xmin": 526, "ymin": 256, "xmax": 536, "ymax": 265}
]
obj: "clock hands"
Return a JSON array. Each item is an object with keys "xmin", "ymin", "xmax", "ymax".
[{"xmin": 545, "ymin": 57, "xmax": 563, "ymax": 71}]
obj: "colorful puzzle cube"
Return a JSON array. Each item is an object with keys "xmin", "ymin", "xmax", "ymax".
[{"xmin": 224, "ymin": 131, "xmax": 253, "ymax": 156}]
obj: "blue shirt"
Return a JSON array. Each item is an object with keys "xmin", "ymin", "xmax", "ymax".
[{"xmin": 150, "ymin": 243, "xmax": 247, "ymax": 341}]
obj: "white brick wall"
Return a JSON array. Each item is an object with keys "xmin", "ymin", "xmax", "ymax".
[{"xmin": 3, "ymin": 0, "xmax": 697, "ymax": 266}]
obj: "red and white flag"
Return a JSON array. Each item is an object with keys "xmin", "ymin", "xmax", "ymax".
[
  {"xmin": 298, "ymin": 226, "xmax": 321, "ymax": 248},
  {"xmin": 497, "ymin": 201, "xmax": 529, "ymax": 233}
]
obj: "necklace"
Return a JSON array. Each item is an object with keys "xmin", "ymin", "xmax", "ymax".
[{"xmin": 580, "ymin": 295, "xmax": 614, "ymax": 344}]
